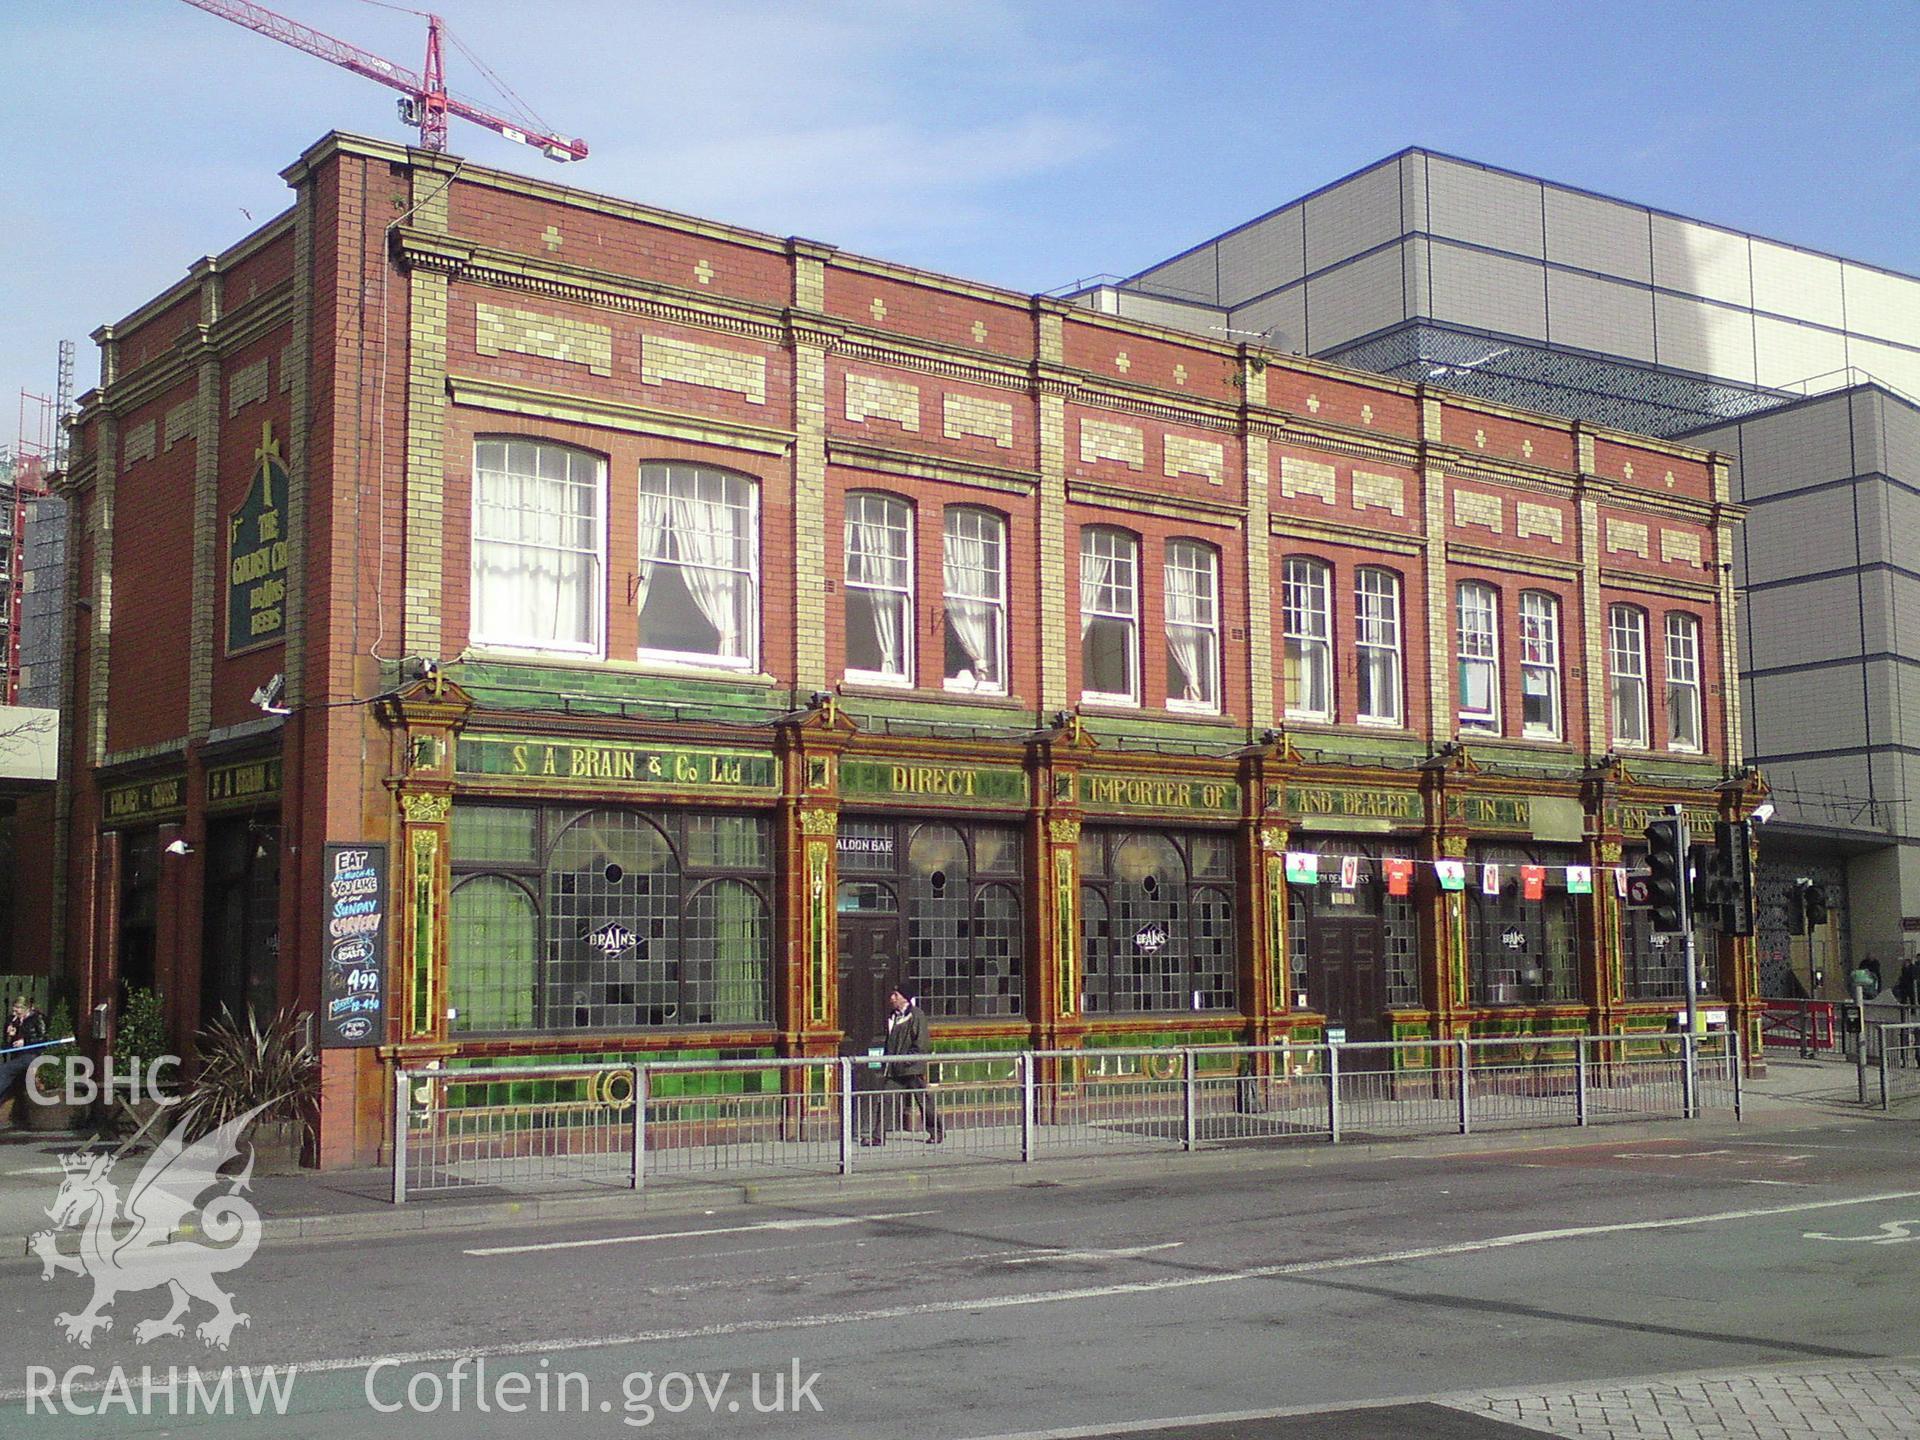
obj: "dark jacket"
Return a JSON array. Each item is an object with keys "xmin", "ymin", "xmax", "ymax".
[
  {"xmin": 5, "ymin": 1007, "xmax": 45, "ymax": 1049},
  {"xmin": 881, "ymin": 1002, "xmax": 928, "ymax": 1079}
]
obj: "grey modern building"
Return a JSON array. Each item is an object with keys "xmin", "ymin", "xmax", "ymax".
[{"xmin": 1081, "ymin": 148, "xmax": 1920, "ymax": 994}]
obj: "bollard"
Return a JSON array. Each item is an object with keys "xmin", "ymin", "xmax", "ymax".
[
  {"xmin": 1457, "ymin": 1038, "xmax": 1472, "ymax": 1136},
  {"xmin": 1575, "ymin": 1037, "xmax": 1589, "ymax": 1127},
  {"xmin": 630, "ymin": 1065, "xmax": 646, "ymax": 1190},
  {"xmin": 1020, "ymin": 1053, "xmax": 1036, "ymax": 1163},
  {"xmin": 1327, "ymin": 1043, "xmax": 1341, "ymax": 1144},
  {"xmin": 839, "ymin": 1056, "xmax": 855, "ymax": 1175},
  {"xmin": 391, "ymin": 1068, "xmax": 409, "ymax": 1205}
]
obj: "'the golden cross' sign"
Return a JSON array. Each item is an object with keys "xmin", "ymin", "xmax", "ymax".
[{"xmin": 226, "ymin": 421, "xmax": 288, "ymax": 653}]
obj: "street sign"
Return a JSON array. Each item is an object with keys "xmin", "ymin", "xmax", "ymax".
[{"xmin": 1625, "ymin": 872, "xmax": 1653, "ymax": 908}]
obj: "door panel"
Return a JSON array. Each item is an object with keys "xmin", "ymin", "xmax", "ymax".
[
  {"xmin": 1308, "ymin": 917, "xmax": 1388, "ymax": 1046},
  {"xmin": 836, "ymin": 919, "xmax": 901, "ymax": 1057}
]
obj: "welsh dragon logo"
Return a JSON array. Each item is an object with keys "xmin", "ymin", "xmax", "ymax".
[{"xmin": 29, "ymin": 1106, "xmax": 266, "ymax": 1349}]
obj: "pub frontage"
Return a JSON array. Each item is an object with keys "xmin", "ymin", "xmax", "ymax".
[{"xmin": 54, "ymin": 133, "xmax": 1759, "ymax": 1166}]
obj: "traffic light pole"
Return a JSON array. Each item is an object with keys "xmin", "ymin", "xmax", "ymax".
[{"xmin": 1672, "ymin": 803, "xmax": 1700, "ymax": 1118}]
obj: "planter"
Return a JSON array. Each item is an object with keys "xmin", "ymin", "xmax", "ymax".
[
  {"xmin": 109, "ymin": 1095, "xmax": 173, "ymax": 1142},
  {"xmin": 245, "ymin": 1118, "xmax": 306, "ymax": 1174},
  {"xmin": 23, "ymin": 1096, "xmax": 83, "ymax": 1132}
]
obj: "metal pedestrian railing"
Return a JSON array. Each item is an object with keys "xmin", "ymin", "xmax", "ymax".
[
  {"xmin": 391, "ymin": 1031, "xmax": 1743, "ymax": 1202},
  {"xmin": 1876, "ymin": 1022, "xmax": 1920, "ymax": 1110}
]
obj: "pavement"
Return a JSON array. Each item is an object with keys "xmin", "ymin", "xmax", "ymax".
[
  {"xmin": 0, "ymin": 1051, "xmax": 1903, "ymax": 1255},
  {"xmin": 0, "ymin": 1055, "xmax": 1917, "ymax": 1439}
]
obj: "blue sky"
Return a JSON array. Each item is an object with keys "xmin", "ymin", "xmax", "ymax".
[{"xmin": 4, "ymin": 0, "xmax": 1918, "ymax": 430}]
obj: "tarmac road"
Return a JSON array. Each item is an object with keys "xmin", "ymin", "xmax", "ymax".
[{"xmin": 2, "ymin": 1114, "xmax": 1918, "ymax": 1438}]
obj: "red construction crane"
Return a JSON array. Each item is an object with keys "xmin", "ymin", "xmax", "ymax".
[{"xmin": 177, "ymin": 0, "xmax": 588, "ymax": 161}]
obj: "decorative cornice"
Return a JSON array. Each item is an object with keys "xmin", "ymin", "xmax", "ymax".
[
  {"xmin": 447, "ymin": 374, "xmax": 797, "ymax": 457},
  {"xmin": 1066, "ymin": 477, "xmax": 1245, "ymax": 528},
  {"xmin": 1271, "ymin": 514, "xmax": 1426, "ymax": 557},
  {"xmin": 825, "ymin": 438, "xmax": 1038, "ymax": 496},
  {"xmin": 392, "ymin": 227, "xmax": 789, "ymax": 347},
  {"xmin": 1446, "ymin": 541, "xmax": 1582, "ymax": 584},
  {"xmin": 1596, "ymin": 567, "xmax": 1722, "ymax": 603},
  {"xmin": 1254, "ymin": 412, "xmax": 1422, "ymax": 470},
  {"xmin": 100, "ymin": 287, "xmax": 298, "ymax": 417}
]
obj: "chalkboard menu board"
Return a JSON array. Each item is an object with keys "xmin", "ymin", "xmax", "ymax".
[{"xmin": 322, "ymin": 842, "xmax": 387, "ymax": 1048}]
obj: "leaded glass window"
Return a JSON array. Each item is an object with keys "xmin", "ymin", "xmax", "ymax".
[{"xmin": 1080, "ymin": 829, "xmax": 1237, "ymax": 1013}]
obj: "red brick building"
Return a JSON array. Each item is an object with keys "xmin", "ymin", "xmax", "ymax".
[{"xmin": 54, "ymin": 133, "xmax": 1761, "ymax": 1167}]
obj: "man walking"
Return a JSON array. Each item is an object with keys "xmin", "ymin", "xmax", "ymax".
[{"xmin": 865, "ymin": 987, "xmax": 942, "ymax": 1146}]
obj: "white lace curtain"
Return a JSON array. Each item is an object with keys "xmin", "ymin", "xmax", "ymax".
[
  {"xmin": 473, "ymin": 448, "xmax": 598, "ymax": 648},
  {"xmin": 943, "ymin": 521, "xmax": 994, "ymax": 675},
  {"xmin": 634, "ymin": 479, "xmax": 745, "ymax": 659},
  {"xmin": 850, "ymin": 512, "xmax": 902, "ymax": 673},
  {"xmin": 1079, "ymin": 544, "xmax": 1113, "ymax": 637},
  {"xmin": 1164, "ymin": 559, "xmax": 1207, "ymax": 703}
]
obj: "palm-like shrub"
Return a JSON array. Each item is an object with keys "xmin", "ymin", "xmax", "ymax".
[{"xmin": 173, "ymin": 1007, "xmax": 318, "ymax": 1142}]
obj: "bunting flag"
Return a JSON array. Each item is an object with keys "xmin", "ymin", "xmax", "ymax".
[
  {"xmin": 1520, "ymin": 864, "xmax": 1546, "ymax": 901},
  {"xmin": 1435, "ymin": 859, "xmax": 1467, "ymax": 891},
  {"xmin": 1339, "ymin": 855, "xmax": 1360, "ymax": 890},
  {"xmin": 1285, "ymin": 851, "xmax": 1319, "ymax": 884},
  {"xmin": 1614, "ymin": 866, "xmax": 1629, "ymax": 898},
  {"xmin": 1384, "ymin": 857, "xmax": 1414, "ymax": 897},
  {"xmin": 1566, "ymin": 865, "xmax": 1594, "ymax": 895},
  {"xmin": 1481, "ymin": 863, "xmax": 1502, "ymax": 896}
]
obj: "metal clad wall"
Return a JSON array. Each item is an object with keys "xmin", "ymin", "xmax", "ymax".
[
  {"xmin": 1547, "ymin": 269, "xmax": 1655, "ymax": 361},
  {"xmin": 1429, "ymin": 243, "xmax": 1547, "ymax": 341},
  {"xmin": 1304, "ymin": 161, "xmax": 1402, "ymax": 275},
  {"xmin": 1544, "ymin": 186, "xmax": 1653, "ymax": 283},
  {"xmin": 1304, "ymin": 244, "xmax": 1408, "ymax": 351},
  {"xmin": 1218, "ymin": 204, "xmax": 1306, "ymax": 308},
  {"xmin": 1428, "ymin": 156, "xmax": 1545, "ymax": 258}
]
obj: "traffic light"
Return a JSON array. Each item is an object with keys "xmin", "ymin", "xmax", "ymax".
[
  {"xmin": 1713, "ymin": 819, "xmax": 1754, "ymax": 936},
  {"xmin": 1644, "ymin": 817, "xmax": 1688, "ymax": 934},
  {"xmin": 1804, "ymin": 879, "xmax": 1830, "ymax": 928},
  {"xmin": 1786, "ymin": 879, "xmax": 1807, "ymax": 936}
]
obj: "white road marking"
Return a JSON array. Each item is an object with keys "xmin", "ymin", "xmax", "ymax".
[
  {"xmin": 463, "ymin": 1209, "xmax": 938, "ymax": 1257},
  {"xmin": 1804, "ymin": 1218, "xmax": 1920, "ymax": 1244},
  {"xmin": 1002, "ymin": 1242, "xmax": 1183, "ymax": 1265},
  {"xmin": 11, "ymin": 1188, "xmax": 1920, "ymax": 1404}
]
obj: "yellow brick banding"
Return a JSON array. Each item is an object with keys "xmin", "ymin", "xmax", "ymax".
[
  {"xmin": 188, "ymin": 356, "xmax": 219, "ymax": 734},
  {"xmin": 1078, "ymin": 417, "xmax": 1145, "ymax": 471},
  {"xmin": 1352, "ymin": 471, "xmax": 1406, "ymax": 516},
  {"xmin": 1452, "ymin": 489, "xmax": 1503, "ymax": 534},
  {"xmin": 163, "ymin": 401, "xmax": 196, "ymax": 450},
  {"xmin": 405, "ymin": 265, "xmax": 450, "ymax": 656},
  {"xmin": 1038, "ymin": 387, "xmax": 1068, "ymax": 709},
  {"xmin": 1516, "ymin": 502, "xmax": 1564, "ymax": 544},
  {"xmin": 641, "ymin": 333, "xmax": 767, "ymax": 405},
  {"xmin": 475, "ymin": 301, "xmax": 613, "ymax": 377},
  {"xmin": 844, "ymin": 372, "xmax": 920, "ymax": 432},
  {"xmin": 1660, "ymin": 529, "xmax": 1703, "ymax": 568},
  {"xmin": 1245, "ymin": 432, "xmax": 1275, "ymax": 728},
  {"xmin": 1605, "ymin": 518, "xmax": 1650, "ymax": 558},
  {"xmin": 226, "ymin": 357, "xmax": 268, "ymax": 417},
  {"xmin": 1164, "ymin": 434, "xmax": 1225, "ymax": 486},
  {"xmin": 943, "ymin": 393, "xmax": 1015, "ymax": 449},
  {"xmin": 1280, "ymin": 455, "xmax": 1336, "ymax": 505},
  {"xmin": 121, "ymin": 420, "xmax": 156, "ymax": 470}
]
